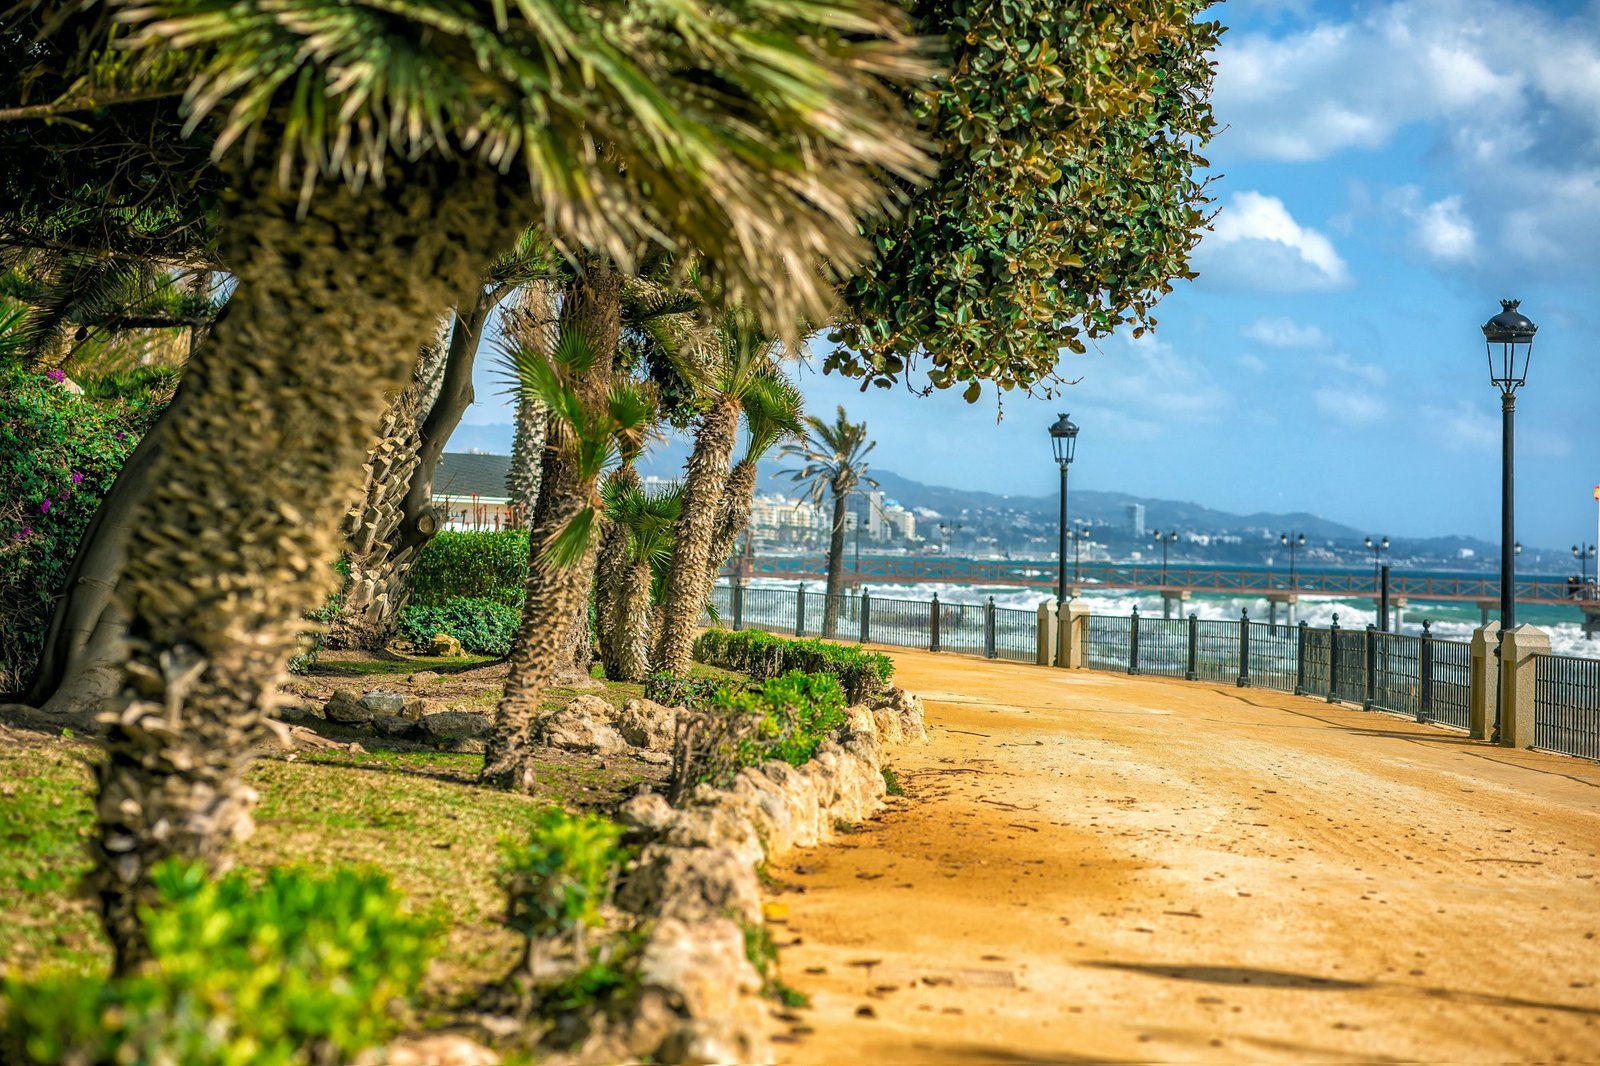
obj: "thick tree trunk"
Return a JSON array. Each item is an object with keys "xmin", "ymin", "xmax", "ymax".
[
  {"xmin": 91, "ymin": 162, "xmax": 516, "ymax": 972},
  {"xmin": 324, "ymin": 321, "xmax": 450, "ymax": 650},
  {"xmin": 822, "ymin": 491, "xmax": 849, "ymax": 639},
  {"xmin": 704, "ymin": 459, "xmax": 759, "ymax": 591},
  {"xmin": 505, "ymin": 281, "xmax": 557, "ymax": 521},
  {"xmin": 611, "ymin": 560, "xmax": 655, "ymax": 682},
  {"xmin": 482, "ymin": 270, "xmax": 620, "ymax": 791},
  {"xmin": 654, "ymin": 400, "xmax": 740, "ymax": 677},
  {"xmin": 594, "ymin": 464, "xmax": 639, "ymax": 681}
]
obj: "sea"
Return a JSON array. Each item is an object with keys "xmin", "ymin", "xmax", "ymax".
[{"xmin": 738, "ymin": 568, "xmax": 1600, "ymax": 660}]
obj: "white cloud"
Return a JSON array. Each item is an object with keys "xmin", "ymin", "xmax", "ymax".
[
  {"xmin": 1314, "ymin": 386, "xmax": 1388, "ymax": 425},
  {"xmin": 1243, "ymin": 316, "xmax": 1331, "ymax": 349},
  {"xmin": 1212, "ymin": 0, "xmax": 1600, "ymax": 279},
  {"xmin": 1075, "ymin": 333, "xmax": 1230, "ymax": 433},
  {"xmin": 1382, "ymin": 186, "xmax": 1478, "ymax": 263},
  {"xmin": 1196, "ymin": 192, "xmax": 1350, "ymax": 291},
  {"xmin": 1237, "ymin": 353, "xmax": 1268, "ymax": 374},
  {"xmin": 1317, "ymin": 352, "xmax": 1387, "ymax": 388},
  {"xmin": 1420, "ymin": 400, "xmax": 1498, "ymax": 451}
]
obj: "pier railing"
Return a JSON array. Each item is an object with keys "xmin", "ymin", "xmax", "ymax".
[{"xmin": 704, "ymin": 581, "xmax": 1594, "ymax": 763}]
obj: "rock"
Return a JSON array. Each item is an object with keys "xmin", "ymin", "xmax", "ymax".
[
  {"xmin": 372, "ymin": 714, "xmax": 416, "ymax": 739},
  {"xmin": 271, "ymin": 699, "xmax": 321, "ymax": 724},
  {"xmin": 538, "ymin": 706, "xmax": 626, "ymax": 754},
  {"xmin": 420, "ymin": 710, "xmax": 492, "ymax": 742},
  {"xmin": 451, "ymin": 737, "xmax": 487, "ymax": 754},
  {"xmin": 420, "ymin": 698, "xmax": 452, "ymax": 718},
  {"xmin": 409, "ymin": 670, "xmax": 440, "ymax": 684},
  {"xmin": 636, "ymin": 749, "xmax": 673, "ymax": 766},
  {"xmin": 618, "ymin": 698, "xmax": 678, "ymax": 750},
  {"xmin": 619, "ymin": 791, "xmax": 677, "ymax": 833},
  {"xmin": 428, "ymin": 632, "xmax": 464, "ymax": 657},
  {"xmin": 619, "ymin": 845, "xmax": 762, "ymax": 926},
  {"xmin": 661, "ymin": 805, "xmax": 765, "ymax": 868},
  {"xmin": 554, "ymin": 671, "xmax": 606, "ymax": 693},
  {"xmin": 324, "ymin": 694, "xmax": 373, "ymax": 724},
  {"xmin": 654, "ymin": 1017, "xmax": 769, "ymax": 1066},
  {"xmin": 871, "ymin": 706, "xmax": 905, "ymax": 745},
  {"xmin": 566, "ymin": 693, "xmax": 620, "ymax": 722},
  {"xmin": 386, "ymin": 1034, "xmax": 500, "ymax": 1066},
  {"xmin": 845, "ymin": 704, "xmax": 877, "ymax": 738},
  {"xmin": 637, "ymin": 917, "xmax": 764, "ymax": 1020},
  {"xmin": 876, "ymin": 687, "xmax": 929, "ymax": 743},
  {"xmin": 359, "ymin": 690, "xmax": 421, "ymax": 717}
]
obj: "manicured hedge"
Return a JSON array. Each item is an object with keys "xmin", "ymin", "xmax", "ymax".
[
  {"xmin": 670, "ymin": 670, "xmax": 850, "ymax": 798},
  {"xmin": 407, "ymin": 530, "xmax": 528, "ymax": 607},
  {"xmin": 398, "ymin": 596, "xmax": 521, "ymax": 656},
  {"xmin": 692, "ymin": 629, "xmax": 893, "ymax": 704}
]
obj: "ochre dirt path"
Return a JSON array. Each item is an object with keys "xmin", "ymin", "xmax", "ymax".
[{"xmin": 766, "ymin": 648, "xmax": 1600, "ymax": 1064}]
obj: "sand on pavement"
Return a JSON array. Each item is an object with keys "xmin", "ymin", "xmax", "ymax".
[{"xmin": 765, "ymin": 648, "xmax": 1600, "ymax": 1063}]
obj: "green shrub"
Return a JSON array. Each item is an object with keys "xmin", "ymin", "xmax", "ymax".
[
  {"xmin": 642, "ymin": 671, "xmax": 733, "ymax": 710},
  {"xmin": 692, "ymin": 629, "xmax": 893, "ymax": 703},
  {"xmin": 398, "ymin": 596, "xmax": 521, "ymax": 656},
  {"xmin": 501, "ymin": 809, "xmax": 627, "ymax": 951},
  {"xmin": 670, "ymin": 670, "xmax": 848, "ymax": 801},
  {"xmin": 1, "ymin": 861, "xmax": 436, "ymax": 1066},
  {"xmin": 0, "ymin": 364, "xmax": 166, "ymax": 695},
  {"xmin": 408, "ymin": 530, "xmax": 529, "ymax": 607}
]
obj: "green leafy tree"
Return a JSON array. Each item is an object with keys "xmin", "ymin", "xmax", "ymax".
[
  {"xmin": 778, "ymin": 407, "xmax": 876, "ymax": 639},
  {"xmin": 831, "ymin": 0, "xmax": 1223, "ymax": 397}
]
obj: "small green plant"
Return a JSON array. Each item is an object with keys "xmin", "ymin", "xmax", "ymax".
[
  {"xmin": 1, "ymin": 860, "xmax": 436, "ymax": 1066},
  {"xmin": 881, "ymin": 766, "xmax": 904, "ymax": 796},
  {"xmin": 501, "ymin": 809, "xmax": 628, "ymax": 974},
  {"xmin": 741, "ymin": 919, "xmax": 809, "ymax": 1008},
  {"xmin": 670, "ymin": 670, "xmax": 848, "ymax": 801},
  {"xmin": 691, "ymin": 629, "xmax": 893, "ymax": 703},
  {"xmin": 399, "ymin": 596, "xmax": 522, "ymax": 656},
  {"xmin": 642, "ymin": 670, "xmax": 732, "ymax": 709}
]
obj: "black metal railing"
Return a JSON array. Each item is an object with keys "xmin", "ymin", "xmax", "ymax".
[
  {"xmin": 1532, "ymin": 653, "xmax": 1600, "ymax": 761},
  {"xmin": 701, "ymin": 582, "xmax": 1595, "ymax": 761}
]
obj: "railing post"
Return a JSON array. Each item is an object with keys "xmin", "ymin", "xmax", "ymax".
[
  {"xmin": 1237, "ymin": 609, "xmax": 1251, "ymax": 687},
  {"xmin": 984, "ymin": 597, "xmax": 997, "ymax": 659},
  {"xmin": 930, "ymin": 593, "xmax": 942, "ymax": 653},
  {"xmin": 732, "ymin": 579, "xmax": 745, "ymax": 631},
  {"xmin": 1294, "ymin": 620, "xmax": 1309, "ymax": 696},
  {"xmin": 1185, "ymin": 612, "xmax": 1199, "ymax": 681},
  {"xmin": 1498, "ymin": 625, "xmax": 1551, "ymax": 749},
  {"xmin": 859, "ymin": 591, "xmax": 871, "ymax": 645},
  {"xmin": 1363, "ymin": 624, "xmax": 1377, "ymax": 710},
  {"xmin": 1128, "ymin": 605, "xmax": 1141, "ymax": 676},
  {"xmin": 1328, "ymin": 614, "xmax": 1342, "ymax": 703},
  {"xmin": 1036, "ymin": 602, "xmax": 1056, "ymax": 666},
  {"xmin": 795, "ymin": 586, "xmax": 806, "ymax": 638},
  {"xmin": 1418, "ymin": 619, "xmax": 1434, "ymax": 723}
]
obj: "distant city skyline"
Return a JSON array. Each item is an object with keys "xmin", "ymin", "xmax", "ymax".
[{"xmin": 452, "ymin": 0, "xmax": 1600, "ymax": 548}]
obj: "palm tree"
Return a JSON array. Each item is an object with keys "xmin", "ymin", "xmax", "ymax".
[
  {"xmin": 702, "ymin": 373, "xmax": 805, "ymax": 593},
  {"xmin": 19, "ymin": 0, "xmax": 925, "ymax": 964},
  {"xmin": 780, "ymin": 407, "xmax": 876, "ymax": 639},
  {"xmin": 653, "ymin": 312, "xmax": 789, "ymax": 677},
  {"xmin": 482, "ymin": 319, "xmax": 653, "ymax": 791},
  {"xmin": 596, "ymin": 477, "xmax": 682, "ymax": 682}
]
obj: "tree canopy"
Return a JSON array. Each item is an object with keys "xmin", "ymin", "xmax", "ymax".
[{"xmin": 829, "ymin": 0, "xmax": 1222, "ymax": 398}]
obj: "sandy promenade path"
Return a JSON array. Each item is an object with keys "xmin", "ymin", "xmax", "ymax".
[{"xmin": 766, "ymin": 648, "xmax": 1600, "ymax": 1063}]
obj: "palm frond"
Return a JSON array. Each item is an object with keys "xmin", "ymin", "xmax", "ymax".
[
  {"xmin": 778, "ymin": 403, "xmax": 874, "ymax": 504},
  {"xmin": 740, "ymin": 371, "xmax": 804, "ymax": 463}
]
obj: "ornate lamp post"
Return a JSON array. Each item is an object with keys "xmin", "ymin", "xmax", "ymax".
[
  {"xmin": 1048, "ymin": 413, "xmax": 1079, "ymax": 604},
  {"xmin": 1153, "ymin": 530, "xmax": 1180, "ymax": 586},
  {"xmin": 1482, "ymin": 298, "xmax": 1537, "ymax": 742},
  {"xmin": 1575, "ymin": 543, "xmax": 1596, "ymax": 594},
  {"xmin": 1280, "ymin": 532, "xmax": 1306, "ymax": 590},
  {"xmin": 1364, "ymin": 535, "xmax": 1389, "ymax": 584}
]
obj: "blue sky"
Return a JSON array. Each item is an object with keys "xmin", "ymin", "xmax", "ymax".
[{"xmin": 454, "ymin": 0, "xmax": 1600, "ymax": 548}]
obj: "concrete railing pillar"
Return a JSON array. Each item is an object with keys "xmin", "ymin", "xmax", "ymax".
[
  {"xmin": 1036, "ymin": 602, "xmax": 1057, "ymax": 667},
  {"xmin": 1468, "ymin": 622, "xmax": 1501, "ymax": 741},
  {"xmin": 1058, "ymin": 599, "xmax": 1089, "ymax": 669},
  {"xmin": 1498, "ymin": 624, "xmax": 1549, "ymax": 749}
]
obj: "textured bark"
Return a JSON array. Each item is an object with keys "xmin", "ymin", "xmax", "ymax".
[
  {"xmin": 610, "ymin": 560, "xmax": 655, "ymax": 682},
  {"xmin": 324, "ymin": 321, "xmax": 450, "ymax": 651},
  {"xmin": 92, "ymin": 161, "xmax": 518, "ymax": 971},
  {"xmin": 822, "ymin": 490, "xmax": 849, "ymax": 639},
  {"xmin": 654, "ymin": 400, "xmax": 740, "ymax": 677},
  {"xmin": 594, "ymin": 464, "xmax": 639, "ymax": 681},
  {"xmin": 482, "ymin": 270, "xmax": 620, "ymax": 790},
  {"xmin": 704, "ymin": 459, "xmax": 760, "ymax": 591},
  {"xmin": 504, "ymin": 281, "xmax": 557, "ymax": 520}
]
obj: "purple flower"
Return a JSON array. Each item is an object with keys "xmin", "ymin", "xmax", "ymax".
[
  {"xmin": 17, "ymin": 526, "xmax": 31, "ymax": 539},
  {"xmin": 71, "ymin": 471, "xmax": 84, "ymax": 485},
  {"xmin": 115, "ymin": 431, "xmax": 128, "ymax": 441},
  {"xmin": 45, "ymin": 368, "xmax": 65, "ymax": 383},
  {"xmin": 39, "ymin": 499, "xmax": 51, "ymax": 514}
]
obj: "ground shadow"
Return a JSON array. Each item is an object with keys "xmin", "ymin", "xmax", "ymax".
[{"xmin": 1083, "ymin": 961, "xmax": 1367, "ymax": 990}]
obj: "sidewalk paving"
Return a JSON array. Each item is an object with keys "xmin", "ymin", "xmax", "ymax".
[{"xmin": 767, "ymin": 648, "xmax": 1600, "ymax": 1064}]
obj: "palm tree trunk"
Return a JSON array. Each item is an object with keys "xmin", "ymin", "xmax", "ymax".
[
  {"xmin": 482, "ymin": 269, "xmax": 620, "ymax": 791},
  {"xmin": 594, "ymin": 464, "xmax": 639, "ymax": 681},
  {"xmin": 654, "ymin": 400, "xmax": 740, "ymax": 677},
  {"xmin": 612, "ymin": 560, "xmax": 655, "ymax": 682},
  {"xmin": 325, "ymin": 321, "xmax": 450, "ymax": 650},
  {"xmin": 822, "ymin": 491, "xmax": 849, "ymax": 639},
  {"xmin": 92, "ymin": 163, "xmax": 515, "ymax": 972},
  {"xmin": 505, "ymin": 281, "xmax": 557, "ymax": 522},
  {"xmin": 703, "ymin": 458, "xmax": 759, "ymax": 591}
]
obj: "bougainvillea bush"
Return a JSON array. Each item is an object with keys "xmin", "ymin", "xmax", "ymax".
[{"xmin": 0, "ymin": 365, "xmax": 167, "ymax": 694}]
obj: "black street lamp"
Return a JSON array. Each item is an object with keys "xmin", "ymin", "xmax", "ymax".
[
  {"xmin": 1575, "ymin": 543, "xmax": 1596, "ymax": 592},
  {"xmin": 1153, "ymin": 530, "xmax": 1180, "ymax": 586},
  {"xmin": 1280, "ymin": 531, "xmax": 1306, "ymax": 591},
  {"xmin": 1482, "ymin": 298, "xmax": 1537, "ymax": 743},
  {"xmin": 1048, "ymin": 413, "xmax": 1079, "ymax": 604},
  {"xmin": 1364, "ymin": 535, "xmax": 1389, "ymax": 584}
]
